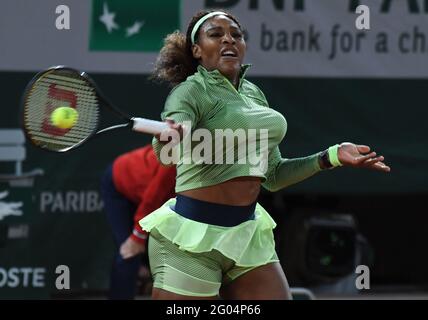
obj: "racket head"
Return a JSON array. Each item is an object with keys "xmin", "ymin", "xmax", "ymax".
[{"xmin": 21, "ymin": 66, "xmax": 102, "ymax": 152}]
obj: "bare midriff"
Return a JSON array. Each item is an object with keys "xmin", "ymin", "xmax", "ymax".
[{"xmin": 179, "ymin": 176, "xmax": 262, "ymax": 206}]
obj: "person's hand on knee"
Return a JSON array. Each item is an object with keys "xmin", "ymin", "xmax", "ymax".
[{"xmin": 120, "ymin": 236, "xmax": 146, "ymax": 259}]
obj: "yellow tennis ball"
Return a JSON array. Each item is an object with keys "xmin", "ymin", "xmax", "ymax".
[{"xmin": 51, "ymin": 107, "xmax": 78, "ymax": 129}]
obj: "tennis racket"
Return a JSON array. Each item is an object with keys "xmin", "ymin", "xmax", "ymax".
[{"xmin": 21, "ymin": 65, "xmax": 168, "ymax": 152}]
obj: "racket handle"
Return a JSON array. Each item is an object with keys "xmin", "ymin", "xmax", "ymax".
[{"xmin": 131, "ymin": 117, "xmax": 169, "ymax": 135}]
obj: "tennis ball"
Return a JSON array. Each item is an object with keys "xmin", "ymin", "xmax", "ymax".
[{"xmin": 51, "ymin": 106, "xmax": 78, "ymax": 129}]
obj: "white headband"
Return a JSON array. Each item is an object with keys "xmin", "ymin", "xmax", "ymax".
[{"xmin": 191, "ymin": 11, "xmax": 227, "ymax": 44}]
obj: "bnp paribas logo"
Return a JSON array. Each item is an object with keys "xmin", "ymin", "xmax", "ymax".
[{"xmin": 89, "ymin": 0, "xmax": 180, "ymax": 52}]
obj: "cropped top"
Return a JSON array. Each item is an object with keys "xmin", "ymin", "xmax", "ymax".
[{"xmin": 153, "ymin": 65, "xmax": 322, "ymax": 193}]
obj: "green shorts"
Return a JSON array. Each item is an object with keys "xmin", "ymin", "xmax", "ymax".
[{"xmin": 148, "ymin": 228, "xmax": 279, "ymax": 297}]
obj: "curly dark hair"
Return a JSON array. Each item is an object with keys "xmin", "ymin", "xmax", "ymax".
[{"xmin": 150, "ymin": 9, "xmax": 242, "ymax": 87}]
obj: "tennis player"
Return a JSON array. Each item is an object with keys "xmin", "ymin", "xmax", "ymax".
[{"xmin": 140, "ymin": 10, "xmax": 390, "ymax": 300}]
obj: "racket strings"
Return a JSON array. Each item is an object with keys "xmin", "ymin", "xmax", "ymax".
[{"xmin": 23, "ymin": 69, "xmax": 99, "ymax": 152}]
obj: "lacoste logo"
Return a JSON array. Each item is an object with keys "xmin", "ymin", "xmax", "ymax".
[{"xmin": 0, "ymin": 191, "xmax": 23, "ymax": 220}]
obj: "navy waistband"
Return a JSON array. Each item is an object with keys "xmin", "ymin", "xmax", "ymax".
[{"xmin": 173, "ymin": 194, "xmax": 256, "ymax": 227}]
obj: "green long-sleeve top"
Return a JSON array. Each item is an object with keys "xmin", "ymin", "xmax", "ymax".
[{"xmin": 153, "ymin": 65, "xmax": 322, "ymax": 193}]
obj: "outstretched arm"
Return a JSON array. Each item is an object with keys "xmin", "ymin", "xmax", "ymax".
[
  {"xmin": 262, "ymin": 142, "xmax": 390, "ymax": 192},
  {"xmin": 262, "ymin": 146, "xmax": 322, "ymax": 192}
]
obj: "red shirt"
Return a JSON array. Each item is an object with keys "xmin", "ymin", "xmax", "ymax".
[{"xmin": 112, "ymin": 145, "xmax": 176, "ymax": 243}]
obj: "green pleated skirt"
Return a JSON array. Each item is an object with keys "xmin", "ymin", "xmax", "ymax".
[{"xmin": 139, "ymin": 198, "xmax": 278, "ymax": 267}]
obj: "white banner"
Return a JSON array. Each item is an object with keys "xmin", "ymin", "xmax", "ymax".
[
  {"xmin": 1, "ymin": 0, "xmax": 428, "ymax": 77},
  {"xmin": 185, "ymin": 0, "xmax": 428, "ymax": 77}
]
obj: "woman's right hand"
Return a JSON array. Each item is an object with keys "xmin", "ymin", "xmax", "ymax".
[{"xmin": 155, "ymin": 118, "xmax": 184, "ymax": 145}]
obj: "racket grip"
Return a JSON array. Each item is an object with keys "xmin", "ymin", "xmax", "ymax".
[{"xmin": 131, "ymin": 117, "xmax": 169, "ymax": 135}]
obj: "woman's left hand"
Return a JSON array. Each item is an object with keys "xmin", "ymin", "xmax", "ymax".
[{"xmin": 338, "ymin": 142, "xmax": 391, "ymax": 172}]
